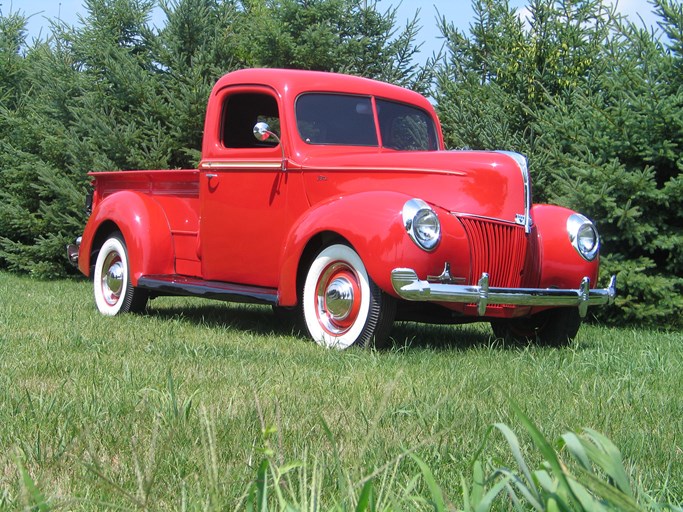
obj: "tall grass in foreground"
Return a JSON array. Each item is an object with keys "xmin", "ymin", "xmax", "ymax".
[
  {"xmin": 236, "ymin": 403, "xmax": 679, "ymax": 511},
  {"xmin": 16, "ymin": 400, "xmax": 680, "ymax": 511},
  {"xmin": 1, "ymin": 273, "xmax": 682, "ymax": 509},
  {"xmin": 241, "ymin": 409, "xmax": 679, "ymax": 512}
]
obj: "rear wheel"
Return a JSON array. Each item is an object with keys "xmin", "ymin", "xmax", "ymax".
[
  {"xmin": 491, "ymin": 307, "xmax": 581, "ymax": 346},
  {"xmin": 93, "ymin": 233, "xmax": 148, "ymax": 315},
  {"xmin": 302, "ymin": 244, "xmax": 395, "ymax": 349}
]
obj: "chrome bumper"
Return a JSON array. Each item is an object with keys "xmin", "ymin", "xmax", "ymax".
[
  {"xmin": 391, "ymin": 269, "xmax": 617, "ymax": 318},
  {"xmin": 66, "ymin": 236, "xmax": 81, "ymax": 266}
]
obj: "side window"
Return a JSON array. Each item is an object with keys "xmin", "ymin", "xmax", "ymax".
[{"xmin": 222, "ymin": 93, "xmax": 280, "ymax": 149}]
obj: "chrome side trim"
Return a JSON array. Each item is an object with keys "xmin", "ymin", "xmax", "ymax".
[
  {"xmin": 496, "ymin": 151, "xmax": 531, "ymax": 233},
  {"xmin": 200, "ymin": 161, "xmax": 283, "ymax": 170},
  {"xmin": 300, "ymin": 164, "xmax": 467, "ymax": 175},
  {"xmin": 391, "ymin": 268, "xmax": 617, "ymax": 318}
]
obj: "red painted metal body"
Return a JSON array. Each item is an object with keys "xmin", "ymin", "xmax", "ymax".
[{"xmin": 76, "ymin": 68, "xmax": 602, "ymax": 321}]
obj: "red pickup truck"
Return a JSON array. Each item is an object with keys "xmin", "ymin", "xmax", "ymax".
[{"xmin": 68, "ymin": 68, "xmax": 615, "ymax": 349}]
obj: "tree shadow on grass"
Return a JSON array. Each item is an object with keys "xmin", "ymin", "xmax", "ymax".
[{"xmin": 144, "ymin": 300, "xmax": 513, "ymax": 352}]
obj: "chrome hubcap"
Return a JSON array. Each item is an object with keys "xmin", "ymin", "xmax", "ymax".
[
  {"xmin": 315, "ymin": 262, "xmax": 361, "ymax": 336},
  {"xmin": 101, "ymin": 252, "xmax": 124, "ymax": 306},
  {"xmin": 325, "ymin": 277, "xmax": 355, "ymax": 321}
]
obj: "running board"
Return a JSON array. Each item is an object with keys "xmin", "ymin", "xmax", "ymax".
[{"xmin": 137, "ymin": 275, "xmax": 278, "ymax": 305}]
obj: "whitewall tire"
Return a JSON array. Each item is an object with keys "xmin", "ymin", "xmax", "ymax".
[
  {"xmin": 302, "ymin": 244, "xmax": 395, "ymax": 349},
  {"xmin": 93, "ymin": 233, "xmax": 148, "ymax": 315}
]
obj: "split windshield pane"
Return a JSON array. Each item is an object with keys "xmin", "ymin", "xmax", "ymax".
[
  {"xmin": 296, "ymin": 94, "xmax": 377, "ymax": 146},
  {"xmin": 296, "ymin": 93, "xmax": 437, "ymax": 151}
]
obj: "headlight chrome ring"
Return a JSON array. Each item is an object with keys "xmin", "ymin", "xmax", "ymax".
[
  {"xmin": 567, "ymin": 213, "xmax": 599, "ymax": 261},
  {"xmin": 402, "ymin": 198, "xmax": 441, "ymax": 252}
]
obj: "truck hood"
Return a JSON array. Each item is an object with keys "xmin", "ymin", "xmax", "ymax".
[{"xmin": 299, "ymin": 149, "xmax": 529, "ymax": 225}]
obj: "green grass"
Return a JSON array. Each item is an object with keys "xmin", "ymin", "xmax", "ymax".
[{"xmin": 0, "ymin": 272, "xmax": 681, "ymax": 509}]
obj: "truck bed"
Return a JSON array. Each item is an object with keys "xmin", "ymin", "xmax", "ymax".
[{"xmin": 91, "ymin": 170, "xmax": 201, "ymax": 276}]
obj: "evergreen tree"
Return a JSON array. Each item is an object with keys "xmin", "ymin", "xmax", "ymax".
[
  {"xmin": 155, "ymin": 0, "xmax": 241, "ymax": 166},
  {"xmin": 232, "ymin": 0, "xmax": 432, "ymax": 92},
  {"xmin": 0, "ymin": 14, "xmax": 88, "ymax": 276},
  {"xmin": 435, "ymin": 0, "xmax": 683, "ymax": 327},
  {"xmin": 435, "ymin": 0, "xmax": 618, "ymax": 197},
  {"xmin": 535, "ymin": 1, "xmax": 683, "ymax": 326},
  {"xmin": 0, "ymin": 0, "xmax": 430, "ymax": 277},
  {"xmin": 0, "ymin": 0, "xmax": 169, "ymax": 276},
  {"xmin": 64, "ymin": 0, "xmax": 172, "ymax": 171}
]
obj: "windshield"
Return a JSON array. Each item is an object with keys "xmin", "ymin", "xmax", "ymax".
[
  {"xmin": 296, "ymin": 93, "xmax": 437, "ymax": 150},
  {"xmin": 376, "ymin": 99, "xmax": 437, "ymax": 151}
]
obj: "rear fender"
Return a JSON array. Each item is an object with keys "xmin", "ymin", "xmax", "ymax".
[
  {"xmin": 277, "ymin": 191, "xmax": 465, "ymax": 306},
  {"xmin": 79, "ymin": 191, "xmax": 174, "ymax": 284}
]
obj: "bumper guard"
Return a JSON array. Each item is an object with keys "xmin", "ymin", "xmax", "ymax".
[{"xmin": 391, "ymin": 268, "xmax": 617, "ymax": 318}]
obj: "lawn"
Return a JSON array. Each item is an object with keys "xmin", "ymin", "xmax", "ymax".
[{"xmin": 0, "ymin": 272, "xmax": 681, "ymax": 510}]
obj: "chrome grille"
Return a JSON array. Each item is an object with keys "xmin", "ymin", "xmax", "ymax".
[{"xmin": 459, "ymin": 217, "xmax": 527, "ymax": 288}]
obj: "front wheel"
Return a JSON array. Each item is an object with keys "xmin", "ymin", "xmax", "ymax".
[
  {"xmin": 491, "ymin": 307, "xmax": 582, "ymax": 347},
  {"xmin": 93, "ymin": 233, "xmax": 148, "ymax": 315},
  {"xmin": 302, "ymin": 244, "xmax": 395, "ymax": 349}
]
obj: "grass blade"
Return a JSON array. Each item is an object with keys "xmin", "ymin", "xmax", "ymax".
[
  {"xmin": 409, "ymin": 454, "xmax": 445, "ymax": 511},
  {"xmin": 475, "ymin": 475, "xmax": 511, "ymax": 512},
  {"xmin": 571, "ymin": 464, "xmax": 641, "ymax": 512},
  {"xmin": 256, "ymin": 459, "xmax": 269, "ymax": 512},
  {"xmin": 355, "ymin": 479, "xmax": 375, "ymax": 512},
  {"xmin": 16, "ymin": 455, "xmax": 50, "ymax": 512},
  {"xmin": 581, "ymin": 428, "xmax": 634, "ymax": 497},
  {"xmin": 470, "ymin": 459, "xmax": 484, "ymax": 508},
  {"xmin": 560, "ymin": 432, "xmax": 591, "ymax": 471},
  {"xmin": 493, "ymin": 422, "xmax": 538, "ymax": 500},
  {"xmin": 507, "ymin": 400, "xmax": 578, "ymax": 507},
  {"xmin": 495, "ymin": 468, "xmax": 544, "ymax": 511}
]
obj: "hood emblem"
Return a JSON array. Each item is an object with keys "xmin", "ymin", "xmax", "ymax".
[{"xmin": 515, "ymin": 214, "xmax": 526, "ymax": 225}]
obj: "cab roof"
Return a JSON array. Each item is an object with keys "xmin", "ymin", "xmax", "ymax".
[{"xmin": 211, "ymin": 68, "xmax": 433, "ymax": 111}]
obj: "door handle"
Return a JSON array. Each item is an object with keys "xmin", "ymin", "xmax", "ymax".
[{"xmin": 206, "ymin": 173, "xmax": 218, "ymax": 179}]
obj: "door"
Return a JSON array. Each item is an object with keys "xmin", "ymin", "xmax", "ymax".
[{"xmin": 199, "ymin": 87, "xmax": 288, "ymax": 288}]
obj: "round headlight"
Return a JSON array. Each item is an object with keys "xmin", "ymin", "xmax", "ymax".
[
  {"xmin": 402, "ymin": 199, "xmax": 441, "ymax": 251},
  {"xmin": 567, "ymin": 213, "xmax": 599, "ymax": 261}
]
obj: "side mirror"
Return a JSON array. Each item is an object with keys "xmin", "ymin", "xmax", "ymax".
[
  {"xmin": 253, "ymin": 122, "xmax": 280, "ymax": 143},
  {"xmin": 253, "ymin": 122, "xmax": 286, "ymax": 172}
]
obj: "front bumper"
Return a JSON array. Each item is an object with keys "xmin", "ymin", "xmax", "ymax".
[{"xmin": 391, "ymin": 268, "xmax": 617, "ymax": 318}]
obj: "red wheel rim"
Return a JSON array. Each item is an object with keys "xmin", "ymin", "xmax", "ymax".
[{"xmin": 314, "ymin": 262, "xmax": 362, "ymax": 336}]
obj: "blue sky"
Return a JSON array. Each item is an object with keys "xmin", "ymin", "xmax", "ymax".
[{"xmin": 16, "ymin": 0, "xmax": 664, "ymax": 57}]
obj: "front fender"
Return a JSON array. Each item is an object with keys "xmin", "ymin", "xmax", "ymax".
[
  {"xmin": 277, "ymin": 191, "xmax": 467, "ymax": 305},
  {"xmin": 79, "ymin": 191, "xmax": 175, "ymax": 284},
  {"xmin": 531, "ymin": 204, "xmax": 600, "ymax": 289}
]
